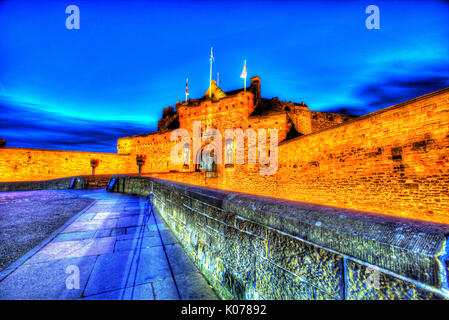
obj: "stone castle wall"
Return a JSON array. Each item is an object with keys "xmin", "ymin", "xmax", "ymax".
[
  {"xmin": 141, "ymin": 87, "xmax": 449, "ymax": 224},
  {"xmin": 310, "ymin": 110, "xmax": 352, "ymax": 131},
  {"xmin": 274, "ymin": 89, "xmax": 449, "ymax": 223},
  {"xmin": 0, "ymin": 148, "xmax": 134, "ymax": 182},
  {"xmin": 1, "ymin": 84, "xmax": 447, "ymax": 224}
]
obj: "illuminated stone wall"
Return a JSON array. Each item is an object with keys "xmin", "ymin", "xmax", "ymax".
[
  {"xmin": 110, "ymin": 175, "xmax": 449, "ymax": 300},
  {"xmin": 142, "ymin": 88, "xmax": 449, "ymax": 225},
  {"xmin": 274, "ymin": 89, "xmax": 449, "ymax": 223},
  {"xmin": 0, "ymin": 148, "xmax": 134, "ymax": 182},
  {"xmin": 1, "ymin": 79, "xmax": 447, "ymax": 225},
  {"xmin": 118, "ymin": 131, "xmax": 181, "ymax": 172}
]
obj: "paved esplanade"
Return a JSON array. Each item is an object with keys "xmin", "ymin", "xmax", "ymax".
[{"xmin": 0, "ymin": 190, "xmax": 218, "ymax": 300}]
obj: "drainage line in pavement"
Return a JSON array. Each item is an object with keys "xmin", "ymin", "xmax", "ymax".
[
  {"xmin": 146, "ymin": 196, "xmax": 182, "ymax": 300},
  {"xmin": 121, "ymin": 199, "xmax": 150, "ymax": 300}
]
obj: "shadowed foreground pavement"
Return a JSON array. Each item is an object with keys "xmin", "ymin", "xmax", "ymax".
[{"xmin": 0, "ymin": 189, "xmax": 218, "ymax": 300}]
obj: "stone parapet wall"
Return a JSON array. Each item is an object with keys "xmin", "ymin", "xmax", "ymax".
[
  {"xmin": 109, "ymin": 175, "xmax": 449, "ymax": 300},
  {"xmin": 0, "ymin": 176, "xmax": 78, "ymax": 192},
  {"xmin": 0, "ymin": 174, "xmax": 115, "ymax": 192},
  {"xmin": 0, "ymin": 148, "xmax": 134, "ymax": 182}
]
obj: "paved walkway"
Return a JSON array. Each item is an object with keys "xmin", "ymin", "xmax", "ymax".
[{"xmin": 0, "ymin": 190, "xmax": 218, "ymax": 300}]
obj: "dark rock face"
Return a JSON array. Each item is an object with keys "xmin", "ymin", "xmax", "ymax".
[
  {"xmin": 157, "ymin": 114, "xmax": 179, "ymax": 133},
  {"xmin": 0, "ymin": 139, "xmax": 5, "ymax": 147},
  {"xmin": 158, "ymin": 107, "xmax": 179, "ymax": 133}
]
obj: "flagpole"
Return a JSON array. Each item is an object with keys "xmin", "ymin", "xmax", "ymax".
[
  {"xmin": 185, "ymin": 78, "xmax": 188, "ymax": 102},
  {"xmin": 244, "ymin": 60, "xmax": 246, "ymax": 91},
  {"xmin": 209, "ymin": 47, "xmax": 213, "ymax": 98}
]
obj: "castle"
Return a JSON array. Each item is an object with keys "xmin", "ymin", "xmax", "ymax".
[
  {"xmin": 0, "ymin": 76, "xmax": 448, "ymax": 224},
  {"xmin": 117, "ymin": 76, "xmax": 353, "ymax": 173}
]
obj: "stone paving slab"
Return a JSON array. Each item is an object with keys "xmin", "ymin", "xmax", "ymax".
[
  {"xmin": 0, "ymin": 256, "xmax": 97, "ymax": 300},
  {"xmin": 113, "ymin": 233, "xmax": 178, "ymax": 252},
  {"xmin": 25, "ymin": 237, "xmax": 116, "ymax": 264},
  {"xmin": 153, "ymin": 272, "xmax": 220, "ymax": 300},
  {"xmin": 93, "ymin": 211, "xmax": 140, "ymax": 220},
  {"xmin": 0, "ymin": 190, "xmax": 218, "ymax": 300},
  {"xmin": 164, "ymin": 244, "xmax": 198, "ymax": 275},
  {"xmin": 81, "ymin": 282, "xmax": 155, "ymax": 300},
  {"xmin": 146, "ymin": 223, "xmax": 169, "ymax": 231},
  {"xmin": 54, "ymin": 230, "xmax": 97, "ymax": 242},
  {"xmin": 116, "ymin": 216, "xmax": 146, "ymax": 228},
  {"xmin": 63, "ymin": 219, "xmax": 118, "ymax": 232},
  {"xmin": 95, "ymin": 227, "xmax": 127, "ymax": 238},
  {"xmin": 116, "ymin": 229, "xmax": 158, "ymax": 241},
  {"xmin": 75, "ymin": 213, "xmax": 97, "ymax": 222},
  {"xmin": 83, "ymin": 248, "xmax": 172, "ymax": 296}
]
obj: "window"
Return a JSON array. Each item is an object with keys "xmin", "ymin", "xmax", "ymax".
[
  {"xmin": 225, "ymin": 138, "xmax": 235, "ymax": 167},
  {"xmin": 182, "ymin": 143, "xmax": 190, "ymax": 168}
]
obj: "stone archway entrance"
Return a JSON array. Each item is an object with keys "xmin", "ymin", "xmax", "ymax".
[{"xmin": 194, "ymin": 145, "xmax": 218, "ymax": 177}]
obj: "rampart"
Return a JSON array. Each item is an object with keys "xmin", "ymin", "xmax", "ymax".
[{"xmin": 109, "ymin": 175, "xmax": 449, "ymax": 300}]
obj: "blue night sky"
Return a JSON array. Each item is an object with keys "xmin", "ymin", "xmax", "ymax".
[{"xmin": 0, "ymin": 0, "xmax": 448, "ymax": 152}]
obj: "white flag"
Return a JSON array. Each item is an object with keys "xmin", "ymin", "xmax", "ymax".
[{"xmin": 240, "ymin": 60, "xmax": 247, "ymax": 79}]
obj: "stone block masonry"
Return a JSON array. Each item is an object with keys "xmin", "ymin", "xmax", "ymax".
[
  {"xmin": 142, "ymin": 87, "xmax": 449, "ymax": 225},
  {"xmin": 1, "ymin": 81, "xmax": 447, "ymax": 225},
  {"xmin": 0, "ymin": 148, "xmax": 134, "ymax": 182},
  {"xmin": 109, "ymin": 175, "xmax": 449, "ymax": 300}
]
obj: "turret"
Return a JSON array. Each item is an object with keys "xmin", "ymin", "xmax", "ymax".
[{"xmin": 250, "ymin": 76, "xmax": 261, "ymax": 107}]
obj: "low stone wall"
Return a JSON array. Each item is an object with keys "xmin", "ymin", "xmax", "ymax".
[
  {"xmin": 110, "ymin": 175, "xmax": 449, "ymax": 300},
  {"xmin": 0, "ymin": 175, "xmax": 113, "ymax": 192},
  {"xmin": 0, "ymin": 147, "xmax": 133, "ymax": 182}
]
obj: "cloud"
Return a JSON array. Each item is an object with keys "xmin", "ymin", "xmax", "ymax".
[
  {"xmin": 321, "ymin": 64, "xmax": 449, "ymax": 116},
  {"xmin": 0, "ymin": 99, "xmax": 156, "ymax": 153},
  {"xmin": 358, "ymin": 75, "xmax": 449, "ymax": 113}
]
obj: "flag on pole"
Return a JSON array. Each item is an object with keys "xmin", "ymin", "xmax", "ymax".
[
  {"xmin": 240, "ymin": 60, "xmax": 247, "ymax": 79},
  {"xmin": 185, "ymin": 78, "xmax": 189, "ymax": 101},
  {"xmin": 240, "ymin": 60, "xmax": 247, "ymax": 91},
  {"xmin": 210, "ymin": 47, "xmax": 214, "ymax": 63}
]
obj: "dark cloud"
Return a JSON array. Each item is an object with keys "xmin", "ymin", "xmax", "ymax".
[
  {"xmin": 0, "ymin": 99, "xmax": 156, "ymax": 153},
  {"xmin": 358, "ymin": 75, "xmax": 449, "ymax": 112},
  {"xmin": 315, "ymin": 106, "xmax": 365, "ymax": 117},
  {"xmin": 321, "ymin": 69, "xmax": 449, "ymax": 116}
]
